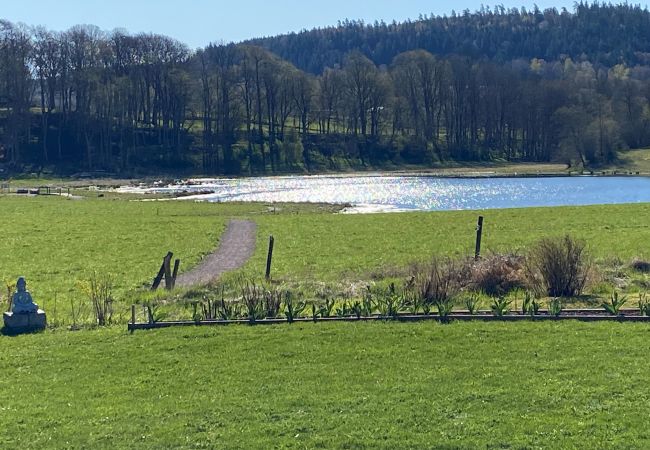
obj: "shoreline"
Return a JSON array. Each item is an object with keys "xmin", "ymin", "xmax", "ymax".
[{"xmin": 2, "ymin": 163, "xmax": 649, "ymax": 189}]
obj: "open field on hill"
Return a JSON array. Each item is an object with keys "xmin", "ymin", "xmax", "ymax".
[{"xmin": 1, "ymin": 321, "xmax": 650, "ymax": 448}]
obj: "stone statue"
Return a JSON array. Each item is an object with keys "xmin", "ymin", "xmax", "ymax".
[
  {"xmin": 3, "ymin": 277, "xmax": 46, "ymax": 332},
  {"xmin": 11, "ymin": 276, "xmax": 38, "ymax": 314}
]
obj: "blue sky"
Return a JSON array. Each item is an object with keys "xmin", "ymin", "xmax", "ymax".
[{"xmin": 4, "ymin": 1, "xmax": 580, "ymax": 49}]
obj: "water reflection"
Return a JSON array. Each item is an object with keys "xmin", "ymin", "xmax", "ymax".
[{"xmin": 118, "ymin": 175, "xmax": 650, "ymax": 213}]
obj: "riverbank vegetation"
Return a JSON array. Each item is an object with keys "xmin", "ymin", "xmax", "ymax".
[{"xmin": 2, "ymin": 3, "xmax": 650, "ymax": 176}]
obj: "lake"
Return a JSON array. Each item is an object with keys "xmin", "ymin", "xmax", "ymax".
[{"xmin": 119, "ymin": 175, "xmax": 650, "ymax": 213}]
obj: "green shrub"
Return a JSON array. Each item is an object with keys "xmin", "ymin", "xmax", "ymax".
[
  {"xmin": 639, "ymin": 291, "xmax": 650, "ymax": 316},
  {"xmin": 351, "ymin": 301, "xmax": 362, "ymax": 319},
  {"xmin": 335, "ymin": 300, "xmax": 350, "ymax": 317},
  {"xmin": 262, "ymin": 284, "xmax": 283, "ymax": 318},
  {"xmin": 199, "ymin": 295, "xmax": 218, "ymax": 320},
  {"xmin": 283, "ymin": 292, "xmax": 306, "ymax": 323},
  {"xmin": 144, "ymin": 301, "xmax": 168, "ymax": 324},
  {"xmin": 319, "ymin": 298, "xmax": 336, "ymax": 318},
  {"xmin": 240, "ymin": 281, "xmax": 265, "ymax": 322},
  {"xmin": 375, "ymin": 283, "xmax": 405, "ymax": 318},
  {"xmin": 436, "ymin": 297, "xmax": 455, "ymax": 323},
  {"xmin": 527, "ymin": 235, "xmax": 590, "ymax": 297},
  {"xmin": 361, "ymin": 287, "xmax": 375, "ymax": 316},
  {"xmin": 217, "ymin": 298, "xmax": 241, "ymax": 321}
]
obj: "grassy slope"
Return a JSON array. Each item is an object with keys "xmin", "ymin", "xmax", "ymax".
[
  {"xmin": 1, "ymin": 322, "xmax": 649, "ymax": 448},
  {"xmin": 247, "ymin": 203, "xmax": 650, "ymax": 281},
  {"xmin": 600, "ymin": 148, "xmax": 650, "ymax": 174},
  {"xmin": 0, "ymin": 196, "xmax": 347, "ymax": 319},
  {"xmin": 0, "ymin": 196, "xmax": 256, "ymax": 302}
]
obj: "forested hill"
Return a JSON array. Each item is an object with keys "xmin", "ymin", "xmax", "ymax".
[
  {"xmin": 2, "ymin": 2, "xmax": 650, "ymax": 176},
  {"xmin": 248, "ymin": 3, "xmax": 650, "ymax": 73}
]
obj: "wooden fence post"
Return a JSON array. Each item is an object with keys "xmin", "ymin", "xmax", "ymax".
[
  {"xmin": 131, "ymin": 304, "xmax": 136, "ymax": 325},
  {"xmin": 151, "ymin": 251, "xmax": 173, "ymax": 290},
  {"xmin": 171, "ymin": 259, "xmax": 180, "ymax": 289},
  {"xmin": 163, "ymin": 252, "xmax": 174, "ymax": 290},
  {"xmin": 475, "ymin": 216, "xmax": 484, "ymax": 261},
  {"xmin": 265, "ymin": 235, "xmax": 274, "ymax": 280}
]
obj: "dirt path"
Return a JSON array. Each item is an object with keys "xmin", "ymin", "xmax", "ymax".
[{"xmin": 176, "ymin": 219, "xmax": 257, "ymax": 287}]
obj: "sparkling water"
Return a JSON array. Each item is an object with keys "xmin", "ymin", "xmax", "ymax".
[{"xmin": 118, "ymin": 175, "xmax": 650, "ymax": 213}]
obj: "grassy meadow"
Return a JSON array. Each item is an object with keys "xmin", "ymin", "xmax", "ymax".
[
  {"xmin": 0, "ymin": 194, "xmax": 649, "ymax": 322},
  {"xmin": 0, "ymin": 195, "xmax": 235, "ymax": 312},
  {"xmin": 1, "ymin": 193, "xmax": 650, "ymax": 448},
  {"xmin": 246, "ymin": 203, "xmax": 650, "ymax": 281},
  {"xmin": 2, "ymin": 321, "xmax": 650, "ymax": 448}
]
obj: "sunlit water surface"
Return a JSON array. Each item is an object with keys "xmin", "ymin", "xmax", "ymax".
[{"xmin": 118, "ymin": 175, "xmax": 650, "ymax": 213}]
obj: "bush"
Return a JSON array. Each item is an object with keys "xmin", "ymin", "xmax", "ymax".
[
  {"xmin": 470, "ymin": 253, "xmax": 526, "ymax": 296},
  {"xmin": 373, "ymin": 283, "xmax": 406, "ymax": 318},
  {"xmin": 262, "ymin": 284, "xmax": 282, "ymax": 318},
  {"xmin": 527, "ymin": 235, "xmax": 590, "ymax": 297},
  {"xmin": 490, "ymin": 296, "xmax": 512, "ymax": 317},
  {"xmin": 463, "ymin": 292, "xmax": 482, "ymax": 314},
  {"xmin": 415, "ymin": 258, "xmax": 461, "ymax": 309}
]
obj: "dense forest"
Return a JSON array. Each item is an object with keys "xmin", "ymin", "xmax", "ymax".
[
  {"xmin": 1, "ymin": 2, "xmax": 650, "ymax": 175},
  {"xmin": 250, "ymin": 2, "xmax": 650, "ymax": 73}
]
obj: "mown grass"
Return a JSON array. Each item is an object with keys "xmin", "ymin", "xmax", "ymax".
[
  {"xmin": 0, "ymin": 195, "xmax": 343, "ymax": 320},
  {"xmin": 2, "ymin": 195, "xmax": 650, "ymax": 448},
  {"xmin": 2, "ymin": 196, "xmax": 649, "ymax": 309},
  {"xmin": 245, "ymin": 203, "xmax": 650, "ymax": 281},
  {"xmin": 0, "ymin": 196, "xmax": 252, "ymax": 306},
  {"xmin": 1, "ymin": 321, "xmax": 649, "ymax": 448}
]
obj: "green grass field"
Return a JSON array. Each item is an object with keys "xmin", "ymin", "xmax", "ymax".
[
  {"xmin": 0, "ymin": 196, "xmax": 241, "ymax": 305},
  {"xmin": 2, "ymin": 321, "xmax": 649, "ymax": 448},
  {"xmin": 247, "ymin": 203, "xmax": 650, "ymax": 281},
  {"xmin": 2, "ymin": 194, "xmax": 650, "ymax": 447},
  {"xmin": 1, "ymin": 195, "xmax": 649, "ymax": 323}
]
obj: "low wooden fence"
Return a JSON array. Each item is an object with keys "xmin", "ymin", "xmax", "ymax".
[{"xmin": 128, "ymin": 308, "xmax": 650, "ymax": 331}]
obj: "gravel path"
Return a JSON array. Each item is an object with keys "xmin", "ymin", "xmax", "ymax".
[{"xmin": 176, "ymin": 219, "xmax": 257, "ymax": 287}]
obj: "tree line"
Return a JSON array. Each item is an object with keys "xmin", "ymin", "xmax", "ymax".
[
  {"xmin": 250, "ymin": 2, "xmax": 650, "ymax": 74},
  {"xmin": 1, "ymin": 3, "xmax": 650, "ymax": 175}
]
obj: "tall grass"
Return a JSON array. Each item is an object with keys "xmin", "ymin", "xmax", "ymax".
[
  {"xmin": 416, "ymin": 258, "xmax": 460, "ymax": 310},
  {"xmin": 527, "ymin": 235, "xmax": 590, "ymax": 297},
  {"xmin": 87, "ymin": 272, "xmax": 114, "ymax": 326}
]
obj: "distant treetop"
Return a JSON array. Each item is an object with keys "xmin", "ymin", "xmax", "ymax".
[{"xmin": 246, "ymin": 2, "xmax": 650, "ymax": 73}]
